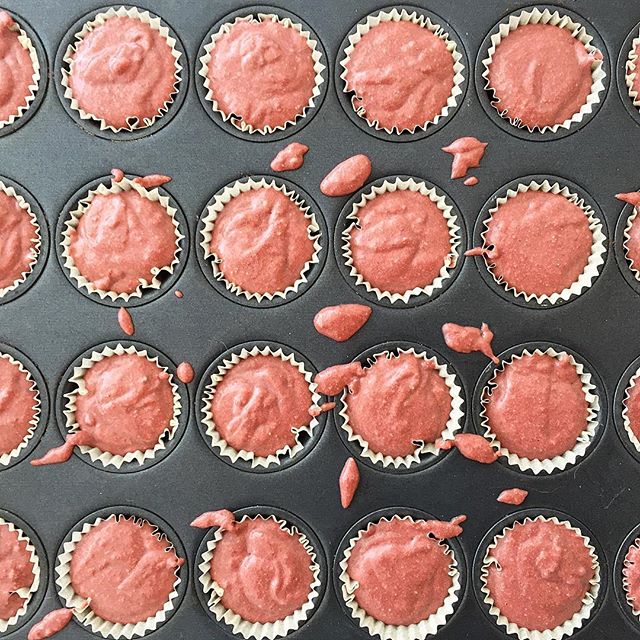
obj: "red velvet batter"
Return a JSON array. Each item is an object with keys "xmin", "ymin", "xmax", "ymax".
[
  {"xmin": 133, "ymin": 174, "xmax": 171, "ymax": 189},
  {"xmin": 421, "ymin": 515, "xmax": 466, "ymax": 539},
  {"xmin": 437, "ymin": 434, "xmax": 498, "ymax": 464},
  {"xmin": 320, "ymin": 155, "xmax": 371, "ymax": 197},
  {"xmin": 313, "ymin": 304, "xmax": 371, "ymax": 342},
  {"xmin": 484, "ymin": 353, "xmax": 589, "ymax": 459},
  {"xmin": 209, "ymin": 517, "xmax": 314, "ymax": 623},
  {"xmin": 191, "ymin": 509, "xmax": 236, "ymax": 532},
  {"xmin": 339, "ymin": 457, "xmax": 359, "ymax": 508},
  {"xmin": 271, "ymin": 142, "xmax": 309, "ymax": 172},
  {"xmin": 485, "ymin": 519, "xmax": 595, "ymax": 631},
  {"xmin": 110, "ymin": 168, "xmax": 124, "ymax": 183},
  {"xmin": 0, "ymin": 522, "xmax": 35, "ymax": 621},
  {"xmin": 623, "ymin": 541, "xmax": 640, "ymax": 613},
  {"xmin": 497, "ymin": 488, "xmax": 528, "ymax": 506},
  {"xmin": 442, "ymin": 322, "xmax": 499, "ymax": 364},
  {"xmin": 487, "ymin": 23, "xmax": 599, "ymax": 128},
  {"xmin": 211, "ymin": 354, "xmax": 313, "ymax": 457},
  {"xmin": 624, "ymin": 380, "xmax": 640, "ymax": 443},
  {"xmin": 616, "ymin": 191, "xmax": 640, "ymax": 207},
  {"xmin": 314, "ymin": 362, "xmax": 364, "ymax": 396},
  {"xmin": 69, "ymin": 516, "xmax": 181, "ymax": 624},
  {"xmin": 308, "ymin": 401, "xmax": 335, "ymax": 417},
  {"xmin": 176, "ymin": 362, "xmax": 194, "ymax": 384},
  {"xmin": 622, "ymin": 209, "xmax": 640, "ymax": 273},
  {"xmin": 206, "ymin": 19, "xmax": 316, "ymax": 131},
  {"xmin": 349, "ymin": 189, "xmax": 452, "ymax": 294},
  {"xmin": 483, "ymin": 190, "xmax": 592, "ymax": 297},
  {"xmin": 209, "ymin": 187, "xmax": 314, "ymax": 296},
  {"xmin": 68, "ymin": 15, "xmax": 176, "ymax": 129},
  {"xmin": 441, "ymin": 137, "xmax": 487, "ymax": 179},
  {"xmin": 0, "ymin": 11, "xmax": 35, "ymax": 122},
  {"xmin": 345, "ymin": 352, "xmax": 451, "ymax": 458},
  {"xmin": 0, "ymin": 191, "xmax": 38, "ymax": 291},
  {"xmin": 464, "ymin": 176, "xmax": 479, "ymax": 187},
  {"xmin": 68, "ymin": 189, "xmax": 177, "ymax": 295},
  {"xmin": 343, "ymin": 20, "xmax": 455, "ymax": 132},
  {"xmin": 0, "ymin": 356, "xmax": 37, "ymax": 455},
  {"xmin": 346, "ymin": 518, "xmax": 453, "ymax": 626},
  {"xmin": 117, "ymin": 307, "xmax": 134, "ymax": 336},
  {"xmin": 28, "ymin": 608, "xmax": 74, "ymax": 640}
]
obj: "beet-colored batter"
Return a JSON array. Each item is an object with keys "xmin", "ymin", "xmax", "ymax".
[
  {"xmin": 174, "ymin": 289, "xmax": 183, "ymax": 298},
  {"xmin": 176, "ymin": 362, "xmax": 194, "ymax": 384},
  {"xmin": 623, "ymin": 210, "xmax": 640, "ymax": 274},
  {"xmin": 345, "ymin": 518, "xmax": 454, "ymax": 626},
  {"xmin": 191, "ymin": 509, "xmax": 236, "ymax": 532},
  {"xmin": 68, "ymin": 188, "xmax": 177, "ymax": 295},
  {"xmin": 206, "ymin": 18, "xmax": 317, "ymax": 131},
  {"xmin": 209, "ymin": 517, "xmax": 314, "ymax": 623},
  {"xmin": 497, "ymin": 488, "xmax": 528, "ymax": 506},
  {"xmin": 487, "ymin": 23, "xmax": 600, "ymax": 128},
  {"xmin": 482, "ymin": 190, "xmax": 593, "ymax": 297},
  {"xmin": 616, "ymin": 191, "xmax": 640, "ymax": 207},
  {"xmin": 623, "ymin": 540, "xmax": 640, "ymax": 613},
  {"xmin": 339, "ymin": 457, "xmax": 359, "ymax": 508},
  {"xmin": 0, "ymin": 522, "xmax": 35, "ymax": 621},
  {"xmin": 442, "ymin": 322, "xmax": 499, "ymax": 364},
  {"xmin": 464, "ymin": 176, "xmax": 479, "ymax": 187},
  {"xmin": 271, "ymin": 142, "xmax": 309, "ymax": 172},
  {"xmin": 68, "ymin": 15, "xmax": 177, "ymax": 130},
  {"xmin": 117, "ymin": 307, "xmax": 134, "ymax": 336},
  {"xmin": 343, "ymin": 20, "xmax": 455, "ymax": 132},
  {"xmin": 441, "ymin": 137, "xmax": 487, "ymax": 179},
  {"xmin": 422, "ymin": 515, "xmax": 466, "ymax": 539},
  {"xmin": 485, "ymin": 519, "xmax": 595, "ymax": 631},
  {"xmin": 0, "ymin": 190, "xmax": 38, "ymax": 292},
  {"xmin": 133, "ymin": 174, "xmax": 171, "ymax": 189},
  {"xmin": 437, "ymin": 434, "xmax": 498, "ymax": 464},
  {"xmin": 313, "ymin": 304, "xmax": 371, "ymax": 342},
  {"xmin": 0, "ymin": 11, "xmax": 36, "ymax": 123},
  {"xmin": 0, "ymin": 356, "xmax": 37, "ymax": 456},
  {"xmin": 209, "ymin": 187, "xmax": 315, "ymax": 296},
  {"xmin": 314, "ymin": 362, "xmax": 364, "ymax": 396},
  {"xmin": 484, "ymin": 353, "xmax": 589, "ymax": 460},
  {"xmin": 69, "ymin": 516, "xmax": 181, "ymax": 625},
  {"xmin": 210, "ymin": 354, "xmax": 313, "ymax": 458},
  {"xmin": 344, "ymin": 352, "xmax": 451, "ymax": 458},
  {"xmin": 28, "ymin": 607, "xmax": 75, "ymax": 640},
  {"xmin": 624, "ymin": 379, "xmax": 640, "ymax": 444},
  {"xmin": 110, "ymin": 168, "xmax": 124, "ymax": 183},
  {"xmin": 348, "ymin": 189, "xmax": 452, "ymax": 294},
  {"xmin": 308, "ymin": 401, "xmax": 335, "ymax": 417},
  {"xmin": 30, "ymin": 433, "xmax": 85, "ymax": 467},
  {"xmin": 320, "ymin": 155, "xmax": 371, "ymax": 197}
]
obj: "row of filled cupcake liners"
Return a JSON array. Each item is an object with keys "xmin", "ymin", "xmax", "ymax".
[
  {"xmin": 3, "ymin": 4, "xmax": 640, "ymax": 141},
  {"xmin": 3, "ymin": 502, "xmax": 640, "ymax": 640}
]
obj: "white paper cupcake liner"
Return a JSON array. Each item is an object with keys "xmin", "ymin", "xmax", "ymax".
[
  {"xmin": 55, "ymin": 513, "xmax": 182, "ymax": 639},
  {"xmin": 480, "ymin": 515, "xmax": 600, "ymax": 640},
  {"xmin": 0, "ymin": 351, "xmax": 40, "ymax": 466},
  {"xmin": 341, "ymin": 178, "xmax": 461, "ymax": 303},
  {"xmin": 623, "ymin": 205, "xmax": 640, "ymax": 281},
  {"xmin": 198, "ymin": 514, "xmax": 321, "ymax": 639},
  {"xmin": 339, "ymin": 8, "xmax": 465, "ymax": 135},
  {"xmin": 622, "ymin": 537, "xmax": 640, "ymax": 615},
  {"xmin": 61, "ymin": 6, "xmax": 182, "ymax": 133},
  {"xmin": 480, "ymin": 180, "xmax": 606, "ymax": 305},
  {"xmin": 61, "ymin": 175, "xmax": 183, "ymax": 301},
  {"xmin": 199, "ymin": 13, "xmax": 325, "ymax": 135},
  {"xmin": 0, "ymin": 517, "xmax": 40, "ymax": 633},
  {"xmin": 201, "ymin": 345, "xmax": 321, "ymax": 468},
  {"xmin": 338, "ymin": 515, "xmax": 461, "ymax": 640},
  {"xmin": 0, "ymin": 180, "xmax": 41, "ymax": 299},
  {"xmin": 625, "ymin": 30, "xmax": 640, "ymax": 107},
  {"xmin": 621, "ymin": 367, "xmax": 640, "ymax": 453},
  {"xmin": 479, "ymin": 347, "xmax": 599, "ymax": 474},
  {"xmin": 63, "ymin": 344, "xmax": 181, "ymax": 469},
  {"xmin": 337, "ymin": 348, "xmax": 464, "ymax": 469},
  {"xmin": 481, "ymin": 8, "xmax": 606, "ymax": 133},
  {"xmin": 200, "ymin": 178, "xmax": 322, "ymax": 302}
]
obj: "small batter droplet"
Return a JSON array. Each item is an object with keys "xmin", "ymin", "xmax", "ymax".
[
  {"xmin": 437, "ymin": 434, "xmax": 498, "ymax": 464},
  {"xmin": 497, "ymin": 488, "xmax": 528, "ymax": 505},
  {"xmin": 110, "ymin": 167, "xmax": 124, "ymax": 182},
  {"xmin": 177, "ymin": 361, "xmax": 194, "ymax": 384},
  {"xmin": 133, "ymin": 174, "xmax": 172, "ymax": 189},
  {"xmin": 191, "ymin": 509, "xmax": 236, "ymax": 532},
  {"xmin": 421, "ymin": 515, "xmax": 466, "ymax": 539},
  {"xmin": 616, "ymin": 191, "xmax": 640, "ymax": 207},
  {"xmin": 270, "ymin": 142, "xmax": 309, "ymax": 172},
  {"xmin": 441, "ymin": 136, "xmax": 488, "ymax": 179},
  {"xmin": 339, "ymin": 457, "xmax": 360, "ymax": 508},
  {"xmin": 117, "ymin": 307, "xmax": 135, "ymax": 336},
  {"xmin": 174, "ymin": 290, "xmax": 183, "ymax": 298},
  {"xmin": 320, "ymin": 154, "xmax": 371, "ymax": 197},
  {"xmin": 314, "ymin": 361, "xmax": 365, "ymax": 396}
]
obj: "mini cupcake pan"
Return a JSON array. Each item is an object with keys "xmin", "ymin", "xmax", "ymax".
[{"xmin": 3, "ymin": 0, "xmax": 640, "ymax": 638}]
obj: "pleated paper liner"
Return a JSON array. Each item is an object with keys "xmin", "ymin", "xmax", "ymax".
[
  {"xmin": 613, "ymin": 520, "xmax": 640, "ymax": 631},
  {"xmin": 613, "ymin": 352, "xmax": 640, "ymax": 466},
  {"xmin": 614, "ymin": 195, "xmax": 640, "ymax": 296}
]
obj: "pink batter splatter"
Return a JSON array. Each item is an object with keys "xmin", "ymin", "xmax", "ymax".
[
  {"xmin": 497, "ymin": 488, "xmax": 529, "ymax": 505},
  {"xmin": 110, "ymin": 168, "xmax": 124, "ymax": 182},
  {"xmin": 441, "ymin": 137, "xmax": 487, "ymax": 179},
  {"xmin": 616, "ymin": 191, "xmax": 640, "ymax": 207},
  {"xmin": 308, "ymin": 401, "xmax": 335, "ymax": 417},
  {"xmin": 339, "ymin": 457, "xmax": 360, "ymax": 508},
  {"xmin": 117, "ymin": 307, "xmax": 134, "ymax": 336},
  {"xmin": 320, "ymin": 154, "xmax": 371, "ymax": 197},
  {"xmin": 314, "ymin": 362, "xmax": 365, "ymax": 396},
  {"xmin": 270, "ymin": 142, "xmax": 309, "ymax": 172},
  {"xmin": 313, "ymin": 304, "xmax": 371, "ymax": 342},
  {"xmin": 133, "ymin": 174, "xmax": 171, "ymax": 189},
  {"xmin": 464, "ymin": 176, "xmax": 479, "ymax": 186},
  {"xmin": 420, "ymin": 515, "xmax": 466, "ymax": 539},
  {"xmin": 442, "ymin": 322, "xmax": 499, "ymax": 364},
  {"xmin": 176, "ymin": 362, "xmax": 194, "ymax": 384},
  {"xmin": 437, "ymin": 434, "xmax": 498, "ymax": 464},
  {"xmin": 191, "ymin": 509, "xmax": 236, "ymax": 532}
]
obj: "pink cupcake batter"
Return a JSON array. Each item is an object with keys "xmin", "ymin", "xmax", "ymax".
[
  {"xmin": 625, "ymin": 217, "xmax": 640, "ymax": 274},
  {"xmin": 0, "ymin": 522, "xmax": 35, "ymax": 621},
  {"xmin": 623, "ymin": 540, "xmax": 640, "ymax": 613},
  {"xmin": 623, "ymin": 379, "xmax": 640, "ymax": 443},
  {"xmin": 484, "ymin": 353, "xmax": 589, "ymax": 460},
  {"xmin": 210, "ymin": 354, "xmax": 313, "ymax": 458},
  {"xmin": 206, "ymin": 18, "xmax": 316, "ymax": 131},
  {"xmin": 68, "ymin": 188, "xmax": 177, "ymax": 295},
  {"xmin": 485, "ymin": 519, "xmax": 595, "ymax": 631},
  {"xmin": 0, "ymin": 190, "xmax": 38, "ymax": 291},
  {"xmin": 348, "ymin": 189, "xmax": 452, "ymax": 294},
  {"xmin": 0, "ymin": 356, "xmax": 37, "ymax": 456},
  {"xmin": 346, "ymin": 518, "xmax": 453, "ymax": 626},
  {"xmin": 209, "ymin": 517, "xmax": 314, "ymax": 623},
  {"xmin": 487, "ymin": 23, "xmax": 600, "ymax": 129},
  {"xmin": 631, "ymin": 44, "xmax": 640, "ymax": 100},
  {"xmin": 69, "ymin": 516, "xmax": 182, "ymax": 624},
  {"xmin": 68, "ymin": 15, "xmax": 177, "ymax": 130},
  {"xmin": 343, "ymin": 20, "xmax": 455, "ymax": 132},
  {"xmin": 209, "ymin": 187, "xmax": 314, "ymax": 296},
  {"xmin": 344, "ymin": 352, "xmax": 451, "ymax": 458}
]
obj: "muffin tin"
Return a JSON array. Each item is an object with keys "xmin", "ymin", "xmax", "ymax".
[{"xmin": 3, "ymin": 0, "xmax": 640, "ymax": 638}]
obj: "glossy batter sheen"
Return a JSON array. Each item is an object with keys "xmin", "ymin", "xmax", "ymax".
[
  {"xmin": 68, "ymin": 189, "xmax": 177, "ymax": 295},
  {"xmin": 483, "ymin": 190, "xmax": 592, "ymax": 297},
  {"xmin": 313, "ymin": 304, "xmax": 371, "ymax": 342},
  {"xmin": 270, "ymin": 142, "xmax": 309, "ymax": 172},
  {"xmin": 73, "ymin": 353, "xmax": 175, "ymax": 456},
  {"xmin": 69, "ymin": 517, "xmax": 181, "ymax": 624},
  {"xmin": 346, "ymin": 518, "xmax": 453, "ymax": 626},
  {"xmin": 485, "ymin": 353, "xmax": 589, "ymax": 460},
  {"xmin": 623, "ymin": 541, "xmax": 640, "ymax": 613},
  {"xmin": 207, "ymin": 19, "xmax": 316, "ymax": 130},
  {"xmin": 0, "ymin": 356, "xmax": 37, "ymax": 455},
  {"xmin": 344, "ymin": 20, "xmax": 455, "ymax": 131},
  {"xmin": 320, "ymin": 155, "xmax": 371, "ymax": 197},
  {"xmin": 210, "ymin": 517, "xmax": 314, "ymax": 623},
  {"xmin": 487, "ymin": 23, "xmax": 599, "ymax": 128},
  {"xmin": 624, "ymin": 381, "xmax": 640, "ymax": 442},
  {"xmin": 0, "ymin": 522, "xmax": 35, "ymax": 621},
  {"xmin": 0, "ymin": 191, "xmax": 38, "ymax": 290},
  {"xmin": 68, "ymin": 16, "xmax": 176, "ymax": 129},
  {"xmin": 349, "ymin": 190, "xmax": 452, "ymax": 294},
  {"xmin": 209, "ymin": 187, "xmax": 314, "ymax": 295},
  {"xmin": 210, "ymin": 354, "xmax": 313, "ymax": 457},
  {"xmin": 485, "ymin": 519, "xmax": 594, "ymax": 631},
  {"xmin": 345, "ymin": 352, "xmax": 451, "ymax": 458}
]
